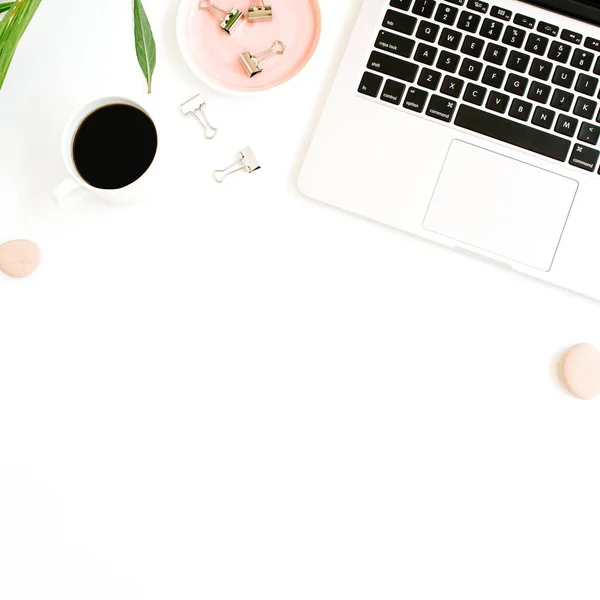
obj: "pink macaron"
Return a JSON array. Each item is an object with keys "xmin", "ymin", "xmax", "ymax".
[{"xmin": 561, "ymin": 343, "xmax": 600, "ymax": 400}]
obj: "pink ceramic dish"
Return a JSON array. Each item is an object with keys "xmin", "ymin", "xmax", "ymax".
[{"xmin": 176, "ymin": 0, "xmax": 321, "ymax": 94}]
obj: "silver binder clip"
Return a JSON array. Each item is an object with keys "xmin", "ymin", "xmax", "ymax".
[
  {"xmin": 198, "ymin": 0, "xmax": 245, "ymax": 34},
  {"xmin": 240, "ymin": 40, "xmax": 286, "ymax": 77},
  {"xmin": 247, "ymin": 0, "xmax": 273, "ymax": 22},
  {"xmin": 180, "ymin": 94, "xmax": 218, "ymax": 140},
  {"xmin": 213, "ymin": 147, "xmax": 261, "ymax": 183}
]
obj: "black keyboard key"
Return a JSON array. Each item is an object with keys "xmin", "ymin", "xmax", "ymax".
[
  {"xmin": 436, "ymin": 50, "xmax": 461, "ymax": 72},
  {"xmin": 383, "ymin": 9, "xmax": 418, "ymax": 34},
  {"xmin": 412, "ymin": 0, "xmax": 437, "ymax": 18},
  {"xmin": 550, "ymin": 89, "xmax": 574, "ymax": 112},
  {"xmin": 490, "ymin": 6, "xmax": 511, "ymax": 21},
  {"xmin": 375, "ymin": 30, "xmax": 416, "ymax": 58},
  {"xmin": 514, "ymin": 14, "xmax": 535, "ymax": 29},
  {"xmin": 594, "ymin": 57, "xmax": 600, "ymax": 76},
  {"xmin": 439, "ymin": 27, "xmax": 463, "ymax": 49},
  {"xmin": 486, "ymin": 90, "xmax": 510, "ymax": 113},
  {"xmin": 418, "ymin": 67, "xmax": 443, "ymax": 89},
  {"xmin": 435, "ymin": 3, "xmax": 459, "ymax": 25},
  {"xmin": 532, "ymin": 106, "xmax": 556, "ymax": 129},
  {"xmin": 455, "ymin": 104, "xmax": 570, "ymax": 161},
  {"xmin": 556, "ymin": 114, "xmax": 579, "ymax": 137},
  {"xmin": 457, "ymin": 11, "xmax": 481, "ymax": 33},
  {"xmin": 482, "ymin": 65, "xmax": 506, "ymax": 88},
  {"xmin": 548, "ymin": 41, "xmax": 572, "ymax": 64},
  {"xmin": 480, "ymin": 18, "xmax": 503, "ymax": 40},
  {"xmin": 553, "ymin": 66, "xmax": 576, "ymax": 89},
  {"xmin": 529, "ymin": 58, "xmax": 553, "ymax": 81},
  {"xmin": 574, "ymin": 97, "xmax": 598, "ymax": 120},
  {"xmin": 381, "ymin": 79, "xmax": 406, "ymax": 104},
  {"xmin": 467, "ymin": 0, "xmax": 488, "ymax": 13},
  {"xmin": 570, "ymin": 144, "xmax": 600, "ymax": 171},
  {"xmin": 403, "ymin": 86, "xmax": 429, "ymax": 111},
  {"xmin": 585, "ymin": 37, "xmax": 600, "ymax": 51},
  {"xmin": 440, "ymin": 74, "xmax": 464, "ymax": 97},
  {"xmin": 509, "ymin": 98, "xmax": 533, "ymax": 121},
  {"xmin": 367, "ymin": 51, "xmax": 419, "ymax": 82},
  {"xmin": 391, "ymin": 0, "xmax": 412, "ymax": 9},
  {"xmin": 507, "ymin": 51, "xmax": 530, "ymax": 73},
  {"xmin": 444, "ymin": 0, "xmax": 466, "ymax": 5},
  {"xmin": 460, "ymin": 57, "xmax": 484, "ymax": 80},
  {"xmin": 415, "ymin": 43, "xmax": 438, "ymax": 64},
  {"xmin": 571, "ymin": 49, "xmax": 594, "ymax": 71},
  {"xmin": 416, "ymin": 20, "xmax": 440, "ymax": 42},
  {"xmin": 464, "ymin": 82, "xmax": 487, "ymax": 105},
  {"xmin": 528, "ymin": 81, "xmax": 551, "ymax": 104},
  {"xmin": 537, "ymin": 22, "xmax": 559, "ymax": 37},
  {"xmin": 483, "ymin": 43, "xmax": 506, "ymax": 65},
  {"xmin": 561, "ymin": 29, "xmax": 583, "ymax": 45},
  {"xmin": 578, "ymin": 121, "xmax": 600, "ymax": 144},
  {"xmin": 426, "ymin": 94, "xmax": 458, "ymax": 121},
  {"xmin": 461, "ymin": 35, "xmax": 485, "ymax": 57},
  {"xmin": 575, "ymin": 73, "xmax": 599, "ymax": 96},
  {"xmin": 525, "ymin": 34, "xmax": 549, "ymax": 56},
  {"xmin": 505, "ymin": 73, "xmax": 528, "ymax": 96},
  {"xmin": 502, "ymin": 26, "xmax": 526, "ymax": 48},
  {"xmin": 358, "ymin": 72, "xmax": 383, "ymax": 97}
]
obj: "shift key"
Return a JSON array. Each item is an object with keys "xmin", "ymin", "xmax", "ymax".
[{"xmin": 367, "ymin": 51, "xmax": 419, "ymax": 83}]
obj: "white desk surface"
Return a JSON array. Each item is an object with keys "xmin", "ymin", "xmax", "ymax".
[{"xmin": 1, "ymin": 0, "xmax": 600, "ymax": 598}]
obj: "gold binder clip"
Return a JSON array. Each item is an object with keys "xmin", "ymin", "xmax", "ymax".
[
  {"xmin": 213, "ymin": 147, "xmax": 261, "ymax": 183},
  {"xmin": 239, "ymin": 40, "xmax": 286, "ymax": 77},
  {"xmin": 198, "ymin": 0, "xmax": 245, "ymax": 34},
  {"xmin": 180, "ymin": 94, "xmax": 218, "ymax": 140},
  {"xmin": 248, "ymin": 0, "xmax": 273, "ymax": 22}
]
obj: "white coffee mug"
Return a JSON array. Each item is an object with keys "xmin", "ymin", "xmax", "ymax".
[{"xmin": 54, "ymin": 96, "xmax": 159, "ymax": 207}]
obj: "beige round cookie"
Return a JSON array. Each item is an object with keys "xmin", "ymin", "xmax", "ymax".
[
  {"xmin": 561, "ymin": 343, "xmax": 600, "ymax": 400},
  {"xmin": 0, "ymin": 239, "xmax": 41, "ymax": 278}
]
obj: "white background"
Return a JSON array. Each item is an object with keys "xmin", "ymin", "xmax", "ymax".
[{"xmin": 1, "ymin": 0, "xmax": 600, "ymax": 598}]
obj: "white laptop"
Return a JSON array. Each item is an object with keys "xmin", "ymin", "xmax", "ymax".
[{"xmin": 299, "ymin": 0, "xmax": 600, "ymax": 300}]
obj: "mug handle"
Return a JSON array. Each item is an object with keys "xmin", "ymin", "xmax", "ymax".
[{"xmin": 54, "ymin": 178, "xmax": 88, "ymax": 208}]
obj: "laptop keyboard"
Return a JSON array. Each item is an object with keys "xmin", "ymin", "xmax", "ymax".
[{"xmin": 358, "ymin": 0, "xmax": 600, "ymax": 174}]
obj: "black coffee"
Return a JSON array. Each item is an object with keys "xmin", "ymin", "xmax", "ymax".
[{"xmin": 72, "ymin": 104, "xmax": 158, "ymax": 190}]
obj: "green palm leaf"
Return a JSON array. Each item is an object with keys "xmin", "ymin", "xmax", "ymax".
[
  {"xmin": 133, "ymin": 0, "xmax": 156, "ymax": 94},
  {"xmin": 0, "ymin": 0, "xmax": 42, "ymax": 91}
]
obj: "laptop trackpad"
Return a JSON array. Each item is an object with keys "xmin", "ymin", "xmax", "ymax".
[{"xmin": 423, "ymin": 140, "xmax": 577, "ymax": 271}]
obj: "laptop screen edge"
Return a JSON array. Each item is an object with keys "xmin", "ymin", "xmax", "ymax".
[{"xmin": 523, "ymin": 0, "xmax": 600, "ymax": 28}]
